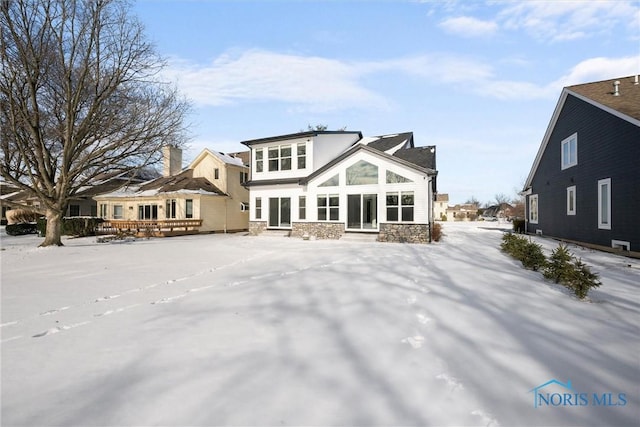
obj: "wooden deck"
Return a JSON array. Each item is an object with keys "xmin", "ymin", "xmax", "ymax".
[{"xmin": 96, "ymin": 219, "xmax": 203, "ymax": 237}]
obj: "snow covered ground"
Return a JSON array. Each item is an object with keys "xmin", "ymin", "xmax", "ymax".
[{"xmin": 1, "ymin": 222, "xmax": 638, "ymax": 426}]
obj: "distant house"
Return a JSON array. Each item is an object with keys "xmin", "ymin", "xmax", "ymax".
[
  {"xmin": 482, "ymin": 203, "xmax": 515, "ymax": 220},
  {"xmin": 95, "ymin": 147, "xmax": 250, "ymax": 235},
  {"xmin": 0, "ymin": 171, "xmax": 152, "ymax": 222},
  {"xmin": 434, "ymin": 193, "xmax": 449, "ymax": 221},
  {"xmin": 522, "ymin": 76, "xmax": 640, "ymax": 256},
  {"xmin": 446, "ymin": 203, "xmax": 479, "ymax": 221},
  {"xmin": 241, "ymin": 130, "xmax": 438, "ymax": 243}
]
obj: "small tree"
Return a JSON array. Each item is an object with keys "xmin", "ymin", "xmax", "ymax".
[
  {"xmin": 543, "ymin": 244, "xmax": 573, "ymax": 283},
  {"xmin": 567, "ymin": 258, "xmax": 602, "ymax": 299}
]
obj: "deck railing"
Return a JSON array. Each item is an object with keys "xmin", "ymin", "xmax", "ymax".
[{"xmin": 97, "ymin": 219, "xmax": 203, "ymax": 236}]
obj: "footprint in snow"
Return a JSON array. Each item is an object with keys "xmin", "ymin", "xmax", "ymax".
[
  {"xmin": 401, "ymin": 335, "xmax": 425, "ymax": 349},
  {"xmin": 406, "ymin": 295, "xmax": 417, "ymax": 305},
  {"xmin": 32, "ymin": 321, "xmax": 92, "ymax": 338},
  {"xmin": 94, "ymin": 295, "xmax": 120, "ymax": 302}
]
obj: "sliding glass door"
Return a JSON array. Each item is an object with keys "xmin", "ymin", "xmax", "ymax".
[
  {"xmin": 268, "ymin": 197, "xmax": 291, "ymax": 228},
  {"xmin": 347, "ymin": 194, "xmax": 377, "ymax": 230}
]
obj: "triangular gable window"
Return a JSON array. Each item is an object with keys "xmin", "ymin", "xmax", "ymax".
[
  {"xmin": 319, "ymin": 174, "xmax": 339, "ymax": 187},
  {"xmin": 386, "ymin": 170, "xmax": 412, "ymax": 183},
  {"xmin": 346, "ymin": 160, "xmax": 378, "ymax": 185}
]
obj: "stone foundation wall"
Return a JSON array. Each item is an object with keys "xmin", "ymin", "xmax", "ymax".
[
  {"xmin": 378, "ymin": 223, "xmax": 430, "ymax": 244},
  {"xmin": 249, "ymin": 221, "xmax": 267, "ymax": 236},
  {"xmin": 291, "ymin": 222, "xmax": 345, "ymax": 240}
]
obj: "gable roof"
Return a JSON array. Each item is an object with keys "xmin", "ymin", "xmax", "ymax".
[
  {"xmin": 366, "ymin": 132, "xmax": 414, "ymax": 152},
  {"xmin": 523, "ymin": 75, "xmax": 640, "ymax": 191},
  {"xmin": 189, "ymin": 148, "xmax": 247, "ymax": 169},
  {"xmin": 300, "ymin": 143, "xmax": 436, "ymax": 185},
  {"xmin": 392, "ymin": 146, "xmax": 436, "ymax": 170},
  {"xmin": 567, "ymin": 76, "xmax": 640, "ymax": 121},
  {"xmin": 97, "ymin": 169, "xmax": 226, "ymax": 198}
]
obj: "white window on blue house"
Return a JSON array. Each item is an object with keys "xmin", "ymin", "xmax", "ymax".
[
  {"xmin": 529, "ymin": 194, "xmax": 538, "ymax": 224},
  {"xmin": 566, "ymin": 186, "xmax": 576, "ymax": 216},
  {"xmin": 561, "ymin": 133, "xmax": 578, "ymax": 170},
  {"xmin": 598, "ymin": 178, "xmax": 611, "ymax": 230}
]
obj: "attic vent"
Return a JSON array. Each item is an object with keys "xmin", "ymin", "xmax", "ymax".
[{"xmin": 613, "ymin": 80, "xmax": 620, "ymax": 96}]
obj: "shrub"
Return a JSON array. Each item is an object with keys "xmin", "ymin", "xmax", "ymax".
[
  {"xmin": 501, "ymin": 232, "xmax": 526, "ymax": 258},
  {"xmin": 567, "ymin": 258, "xmax": 601, "ymax": 299},
  {"xmin": 512, "ymin": 219, "xmax": 525, "ymax": 233},
  {"xmin": 37, "ymin": 217, "xmax": 105, "ymax": 237},
  {"xmin": 431, "ymin": 223, "xmax": 442, "ymax": 242},
  {"xmin": 520, "ymin": 240, "xmax": 547, "ymax": 271},
  {"xmin": 543, "ymin": 244, "xmax": 573, "ymax": 283},
  {"xmin": 6, "ymin": 223, "xmax": 38, "ymax": 236}
]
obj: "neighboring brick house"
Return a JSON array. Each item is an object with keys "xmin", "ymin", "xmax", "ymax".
[
  {"xmin": 242, "ymin": 130, "xmax": 438, "ymax": 243},
  {"xmin": 522, "ymin": 76, "xmax": 640, "ymax": 256}
]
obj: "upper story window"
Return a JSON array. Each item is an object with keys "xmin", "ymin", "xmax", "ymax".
[
  {"xmin": 561, "ymin": 133, "xmax": 577, "ymax": 170},
  {"xmin": 319, "ymin": 174, "xmax": 339, "ymax": 187},
  {"xmin": 255, "ymin": 149, "xmax": 264, "ymax": 173},
  {"xmin": 214, "ymin": 168, "xmax": 219, "ymax": 179},
  {"xmin": 268, "ymin": 145, "xmax": 292, "ymax": 171},
  {"xmin": 297, "ymin": 142, "xmax": 306, "ymax": 169},
  {"xmin": 346, "ymin": 160, "xmax": 378, "ymax": 185},
  {"xmin": 386, "ymin": 170, "xmax": 412, "ymax": 183}
]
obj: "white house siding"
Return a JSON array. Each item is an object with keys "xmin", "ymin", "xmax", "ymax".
[
  {"xmin": 249, "ymin": 149, "xmax": 433, "ymax": 242},
  {"xmin": 311, "ymin": 133, "xmax": 361, "ymax": 171}
]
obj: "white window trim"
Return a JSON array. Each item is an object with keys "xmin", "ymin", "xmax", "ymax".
[
  {"xmin": 566, "ymin": 185, "xmax": 576, "ymax": 216},
  {"xmin": 598, "ymin": 178, "xmax": 611, "ymax": 230},
  {"xmin": 561, "ymin": 133, "xmax": 578, "ymax": 170},
  {"xmin": 529, "ymin": 194, "xmax": 538, "ymax": 224}
]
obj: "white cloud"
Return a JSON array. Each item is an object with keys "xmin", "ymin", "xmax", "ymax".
[
  {"xmin": 438, "ymin": 16, "xmax": 498, "ymax": 38},
  {"xmin": 162, "ymin": 49, "xmax": 638, "ymax": 110},
  {"xmin": 161, "ymin": 50, "xmax": 390, "ymax": 112},
  {"xmin": 497, "ymin": 1, "xmax": 640, "ymax": 42}
]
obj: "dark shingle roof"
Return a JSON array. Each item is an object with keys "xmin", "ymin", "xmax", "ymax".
[
  {"xmin": 567, "ymin": 76, "xmax": 640, "ymax": 121},
  {"xmin": 367, "ymin": 132, "xmax": 414, "ymax": 152},
  {"xmin": 139, "ymin": 170, "xmax": 225, "ymax": 195},
  {"xmin": 392, "ymin": 146, "xmax": 436, "ymax": 170}
]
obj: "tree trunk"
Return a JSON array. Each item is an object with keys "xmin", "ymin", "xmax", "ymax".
[{"xmin": 40, "ymin": 209, "xmax": 64, "ymax": 247}]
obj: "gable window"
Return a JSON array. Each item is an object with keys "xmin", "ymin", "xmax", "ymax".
[
  {"xmin": 166, "ymin": 199, "xmax": 177, "ymax": 219},
  {"xmin": 386, "ymin": 191, "xmax": 414, "ymax": 222},
  {"xmin": 318, "ymin": 194, "xmax": 339, "ymax": 221},
  {"xmin": 347, "ymin": 160, "xmax": 378, "ymax": 185},
  {"xmin": 186, "ymin": 199, "xmax": 193, "ymax": 219},
  {"xmin": 561, "ymin": 133, "xmax": 577, "ymax": 170},
  {"xmin": 268, "ymin": 145, "xmax": 292, "ymax": 171},
  {"xmin": 255, "ymin": 197, "xmax": 262, "ymax": 219},
  {"xmin": 598, "ymin": 178, "xmax": 611, "ymax": 230},
  {"xmin": 297, "ymin": 142, "xmax": 306, "ymax": 169},
  {"xmin": 113, "ymin": 205, "xmax": 123, "ymax": 219},
  {"xmin": 566, "ymin": 186, "xmax": 576, "ymax": 216},
  {"xmin": 319, "ymin": 174, "xmax": 339, "ymax": 187},
  {"xmin": 386, "ymin": 170, "xmax": 412, "ymax": 183},
  {"xmin": 529, "ymin": 194, "xmax": 538, "ymax": 224},
  {"xmin": 255, "ymin": 149, "xmax": 264, "ymax": 173},
  {"xmin": 299, "ymin": 196, "xmax": 306, "ymax": 220}
]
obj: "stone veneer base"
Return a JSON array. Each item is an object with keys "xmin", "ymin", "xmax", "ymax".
[
  {"xmin": 377, "ymin": 223, "xmax": 430, "ymax": 244},
  {"xmin": 291, "ymin": 222, "xmax": 345, "ymax": 240}
]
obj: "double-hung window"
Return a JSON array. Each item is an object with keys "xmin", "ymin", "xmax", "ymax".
[
  {"xmin": 268, "ymin": 145, "xmax": 292, "ymax": 171},
  {"xmin": 561, "ymin": 133, "xmax": 578, "ymax": 170},
  {"xmin": 598, "ymin": 178, "xmax": 611, "ymax": 229},
  {"xmin": 318, "ymin": 194, "xmax": 339, "ymax": 221},
  {"xmin": 566, "ymin": 186, "xmax": 576, "ymax": 215},
  {"xmin": 299, "ymin": 196, "xmax": 306, "ymax": 220},
  {"xmin": 166, "ymin": 199, "xmax": 177, "ymax": 219},
  {"xmin": 386, "ymin": 191, "xmax": 414, "ymax": 222},
  {"xmin": 185, "ymin": 199, "xmax": 193, "ymax": 219},
  {"xmin": 113, "ymin": 205, "xmax": 123, "ymax": 219},
  {"xmin": 255, "ymin": 149, "xmax": 264, "ymax": 173},
  {"xmin": 255, "ymin": 197, "xmax": 262, "ymax": 219},
  {"xmin": 297, "ymin": 143, "xmax": 306, "ymax": 169}
]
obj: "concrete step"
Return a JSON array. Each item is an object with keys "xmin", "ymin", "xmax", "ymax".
[{"xmin": 340, "ymin": 232, "xmax": 379, "ymax": 242}]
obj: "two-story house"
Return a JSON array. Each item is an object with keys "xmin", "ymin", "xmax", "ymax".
[
  {"xmin": 522, "ymin": 76, "xmax": 640, "ymax": 256},
  {"xmin": 242, "ymin": 130, "xmax": 438, "ymax": 243},
  {"xmin": 95, "ymin": 146, "xmax": 249, "ymax": 234}
]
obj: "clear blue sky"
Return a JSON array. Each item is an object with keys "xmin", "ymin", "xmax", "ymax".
[{"xmin": 134, "ymin": 0, "xmax": 639, "ymax": 205}]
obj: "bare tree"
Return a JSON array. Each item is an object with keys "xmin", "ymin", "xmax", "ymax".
[
  {"xmin": 494, "ymin": 193, "xmax": 511, "ymax": 205},
  {"xmin": 1, "ymin": 0, "xmax": 190, "ymax": 246}
]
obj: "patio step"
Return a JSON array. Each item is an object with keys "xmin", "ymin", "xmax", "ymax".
[{"xmin": 340, "ymin": 232, "xmax": 379, "ymax": 242}]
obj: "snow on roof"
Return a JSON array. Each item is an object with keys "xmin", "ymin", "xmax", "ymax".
[{"xmin": 207, "ymin": 149, "xmax": 246, "ymax": 167}]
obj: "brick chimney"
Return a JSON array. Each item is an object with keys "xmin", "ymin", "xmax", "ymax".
[{"xmin": 162, "ymin": 145, "xmax": 182, "ymax": 177}]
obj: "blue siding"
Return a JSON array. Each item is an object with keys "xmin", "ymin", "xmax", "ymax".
[{"xmin": 527, "ymin": 95, "xmax": 640, "ymax": 252}]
